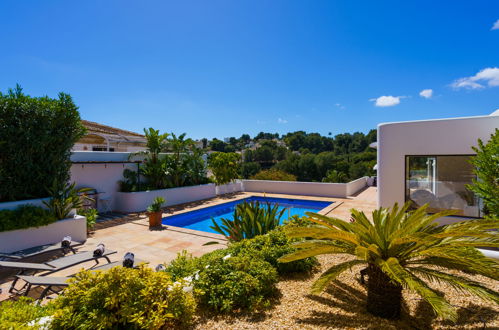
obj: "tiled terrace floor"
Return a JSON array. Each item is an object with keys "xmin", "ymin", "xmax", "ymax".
[{"xmin": 0, "ymin": 189, "xmax": 377, "ymax": 301}]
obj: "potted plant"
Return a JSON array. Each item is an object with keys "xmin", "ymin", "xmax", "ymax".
[{"xmin": 147, "ymin": 197, "xmax": 165, "ymax": 228}]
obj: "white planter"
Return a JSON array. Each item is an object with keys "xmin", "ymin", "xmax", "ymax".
[
  {"xmin": 115, "ymin": 184, "xmax": 217, "ymax": 213},
  {"xmin": 0, "ymin": 215, "xmax": 87, "ymax": 253},
  {"xmin": 0, "ymin": 197, "xmax": 50, "ymax": 211}
]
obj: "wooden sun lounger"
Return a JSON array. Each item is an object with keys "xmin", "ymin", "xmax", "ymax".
[
  {"xmin": 0, "ymin": 241, "xmax": 83, "ymax": 261},
  {"xmin": 16, "ymin": 259, "xmax": 147, "ymax": 299},
  {"xmin": 1, "ymin": 250, "xmax": 117, "ymax": 293}
]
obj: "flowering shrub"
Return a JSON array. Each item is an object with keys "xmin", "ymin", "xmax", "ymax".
[
  {"xmin": 164, "ymin": 250, "xmax": 278, "ymax": 312},
  {"xmin": 0, "ymin": 297, "xmax": 53, "ymax": 330},
  {"xmin": 49, "ymin": 265, "xmax": 196, "ymax": 329}
]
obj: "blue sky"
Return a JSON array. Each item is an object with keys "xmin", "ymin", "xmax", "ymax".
[{"xmin": 1, "ymin": 1, "xmax": 498, "ymax": 139}]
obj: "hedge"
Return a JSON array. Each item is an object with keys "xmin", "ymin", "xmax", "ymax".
[{"xmin": 0, "ymin": 85, "xmax": 85, "ymax": 202}]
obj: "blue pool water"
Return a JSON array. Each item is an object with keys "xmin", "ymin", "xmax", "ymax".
[{"xmin": 162, "ymin": 196, "xmax": 332, "ymax": 234}]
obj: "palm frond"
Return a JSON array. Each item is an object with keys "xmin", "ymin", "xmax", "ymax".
[
  {"xmin": 284, "ymin": 226, "xmax": 359, "ymax": 245},
  {"xmin": 311, "ymin": 260, "xmax": 366, "ymax": 294},
  {"xmin": 305, "ymin": 212, "xmax": 355, "ymax": 232},
  {"xmin": 279, "ymin": 245, "xmax": 350, "ymax": 263},
  {"xmin": 409, "ymin": 267, "xmax": 499, "ymax": 304}
]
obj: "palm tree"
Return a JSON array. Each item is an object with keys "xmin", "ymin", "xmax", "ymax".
[
  {"xmin": 167, "ymin": 133, "xmax": 194, "ymax": 187},
  {"xmin": 132, "ymin": 128, "xmax": 169, "ymax": 189},
  {"xmin": 279, "ymin": 203, "xmax": 499, "ymax": 320},
  {"xmin": 143, "ymin": 128, "xmax": 169, "ymax": 162}
]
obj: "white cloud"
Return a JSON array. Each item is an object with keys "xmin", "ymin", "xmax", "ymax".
[
  {"xmin": 419, "ymin": 89, "xmax": 433, "ymax": 99},
  {"xmin": 370, "ymin": 95, "xmax": 402, "ymax": 107},
  {"xmin": 492, "ymin": 19, "xmax": 499, "ymax": 30},
  {"xmin": 451, "ymin": 67, "xmax": 499, "ymax": 90},
  {"xmin": 335, "ymin": 103, "xmax": 346, "ymax": 109},
  {"xmin": 277, "ymin": 118, "xmax": 288, "ymax": 124}
]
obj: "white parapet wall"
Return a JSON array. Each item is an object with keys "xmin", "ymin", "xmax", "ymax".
[
  {"xmin": 242, "ymin": 179, "xmax": 367, "ymax": 198},
  {"xmin": 115, "ymin": 184, "xmax": 217, "ymax": 213},
  {"xmin": 346, "ymin": 177, "xmax": 369, "ymax": 196},
  {"xmin": 215, "ymin": 180, "xmax": 244, "ymax": 195},
  {"xmin": 0, "ymin": 215, "xmax": 87, "ymax": 253}
]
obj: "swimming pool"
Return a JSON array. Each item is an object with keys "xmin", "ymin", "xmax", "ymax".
[{"xmin": 163, "ymin": 196, "xmax": 332, "ymax": 234}]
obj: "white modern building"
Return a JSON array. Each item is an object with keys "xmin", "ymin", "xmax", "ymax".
[{"xmin": 377, "ymin": 111, "xmax": 499, "ymax": 221}]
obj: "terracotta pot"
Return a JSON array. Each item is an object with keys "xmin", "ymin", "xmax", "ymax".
[{"xmin": 147, "ymin": 211, "xmax": 163, "ymax": 228}]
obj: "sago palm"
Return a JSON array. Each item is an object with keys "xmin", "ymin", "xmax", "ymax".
[{"xmin": 279, "ymin": 202, "xmax": 499, "ymax": 320}]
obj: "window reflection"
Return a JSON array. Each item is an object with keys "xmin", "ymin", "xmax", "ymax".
[{"xmin": 405, "ymin": 155, "xmax": 480, "ymax": 217}]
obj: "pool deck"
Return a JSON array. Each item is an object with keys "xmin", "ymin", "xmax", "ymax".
[{"xmin": 0, "ymin": 188, "xmax": 377, "ymax": 300}]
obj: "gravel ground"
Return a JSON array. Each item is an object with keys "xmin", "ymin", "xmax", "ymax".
[{"xmin": 193, "ymin": 254, "xmax": 499, "ymax": 329}]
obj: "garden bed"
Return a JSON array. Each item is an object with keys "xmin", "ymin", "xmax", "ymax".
[
  {"xmin": 193, "ymin": 254, "xmax": 499, "ymax": 329},
  {"xmin": 0, "ymin": 215, "xmax": 87, "ymax": 253}
]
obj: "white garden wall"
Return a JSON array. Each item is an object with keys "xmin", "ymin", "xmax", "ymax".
[
  {"xmin": 115, "ymin": 184, "xmax": 217, "ymax": 213},
  {"xmin": 346, "ymin": 177, "xmax": 369, "ymax": 196},
  {"xmin": 0, "ymin": 215, "xmax": 87, "ymax": 253},
  {"xmin": 70, "ymin": 162, "xmax": 137, "ymax": 212},
  {"xmin": 243, "ymin": 180, "xmax": 350, "ymax": 198},
  {"xmin": 215, "ymin": 181, "xmax": 244, "ymax": 195},
  {"xmin": 70, "ymin": 152, "xmax": 140, "ymax": 212}
]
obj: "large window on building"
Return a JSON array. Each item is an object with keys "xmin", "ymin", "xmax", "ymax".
[{"xmin": 405, "ymin": 155, "xmax": 481, "ymax": 218}]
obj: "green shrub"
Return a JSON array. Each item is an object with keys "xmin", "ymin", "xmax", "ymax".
[
  {"xmin": 77, "ymin": 208, "xmax": 98, "ymax": 229},
  {"xmin": 0, "ymin": 85, "xmax": 86, "ymax": 202},
  {"xmin": 467, "ymin": 128, "xmax": 499, "ymax": 218},
  {"xmin": 250, "ymin": 169, "xmax": 297, "ymax": 181},
  {"xmin": 0, "ymin": 204, "xmax": 57, "ymax": 232},
  {"xmin": 228, "ymin": 227, "xmax": 318, "ymax": 275},
  {"xmin": 163, "ymin": 250, "xmax": 201, "ymax": 281},
  {"xmin": 283, "ymin": 215, "xmax": 315, "ymax": 227},
  {"xmin": 50, "ymin": 265, "xmax": 196, "ymax": 329},
  {"xmin": 195, "ymin": 254, "xmax": 278, "ymax": 312},
  {"xmin": 0, "ymin": 297, "xmax": 53, "ymax": 329}
]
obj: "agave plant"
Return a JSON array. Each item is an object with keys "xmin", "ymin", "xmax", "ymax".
[
  {"xmin": 279, "ymin": 202, "xmax": 499, "ymax": 321},
  {"xmin": 210, "ymin": 201, "xmax": 287, "ymax": 242}
]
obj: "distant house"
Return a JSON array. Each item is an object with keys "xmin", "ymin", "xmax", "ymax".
[{"xmin": 73, "ymin": 120, "xmax": 147, "ymax": 152}]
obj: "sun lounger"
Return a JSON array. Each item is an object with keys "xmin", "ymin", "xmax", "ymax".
[
  {"xmin": 0, "ymin": 241, "xmax": 83, "ymax": 261},
  {"xmin": 16, "ymin": 258, "xmax": 147, "ymax": 299},
  {"xmin": 1, "ymin": 250, "xmax": 117, "ymax": 293}
]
